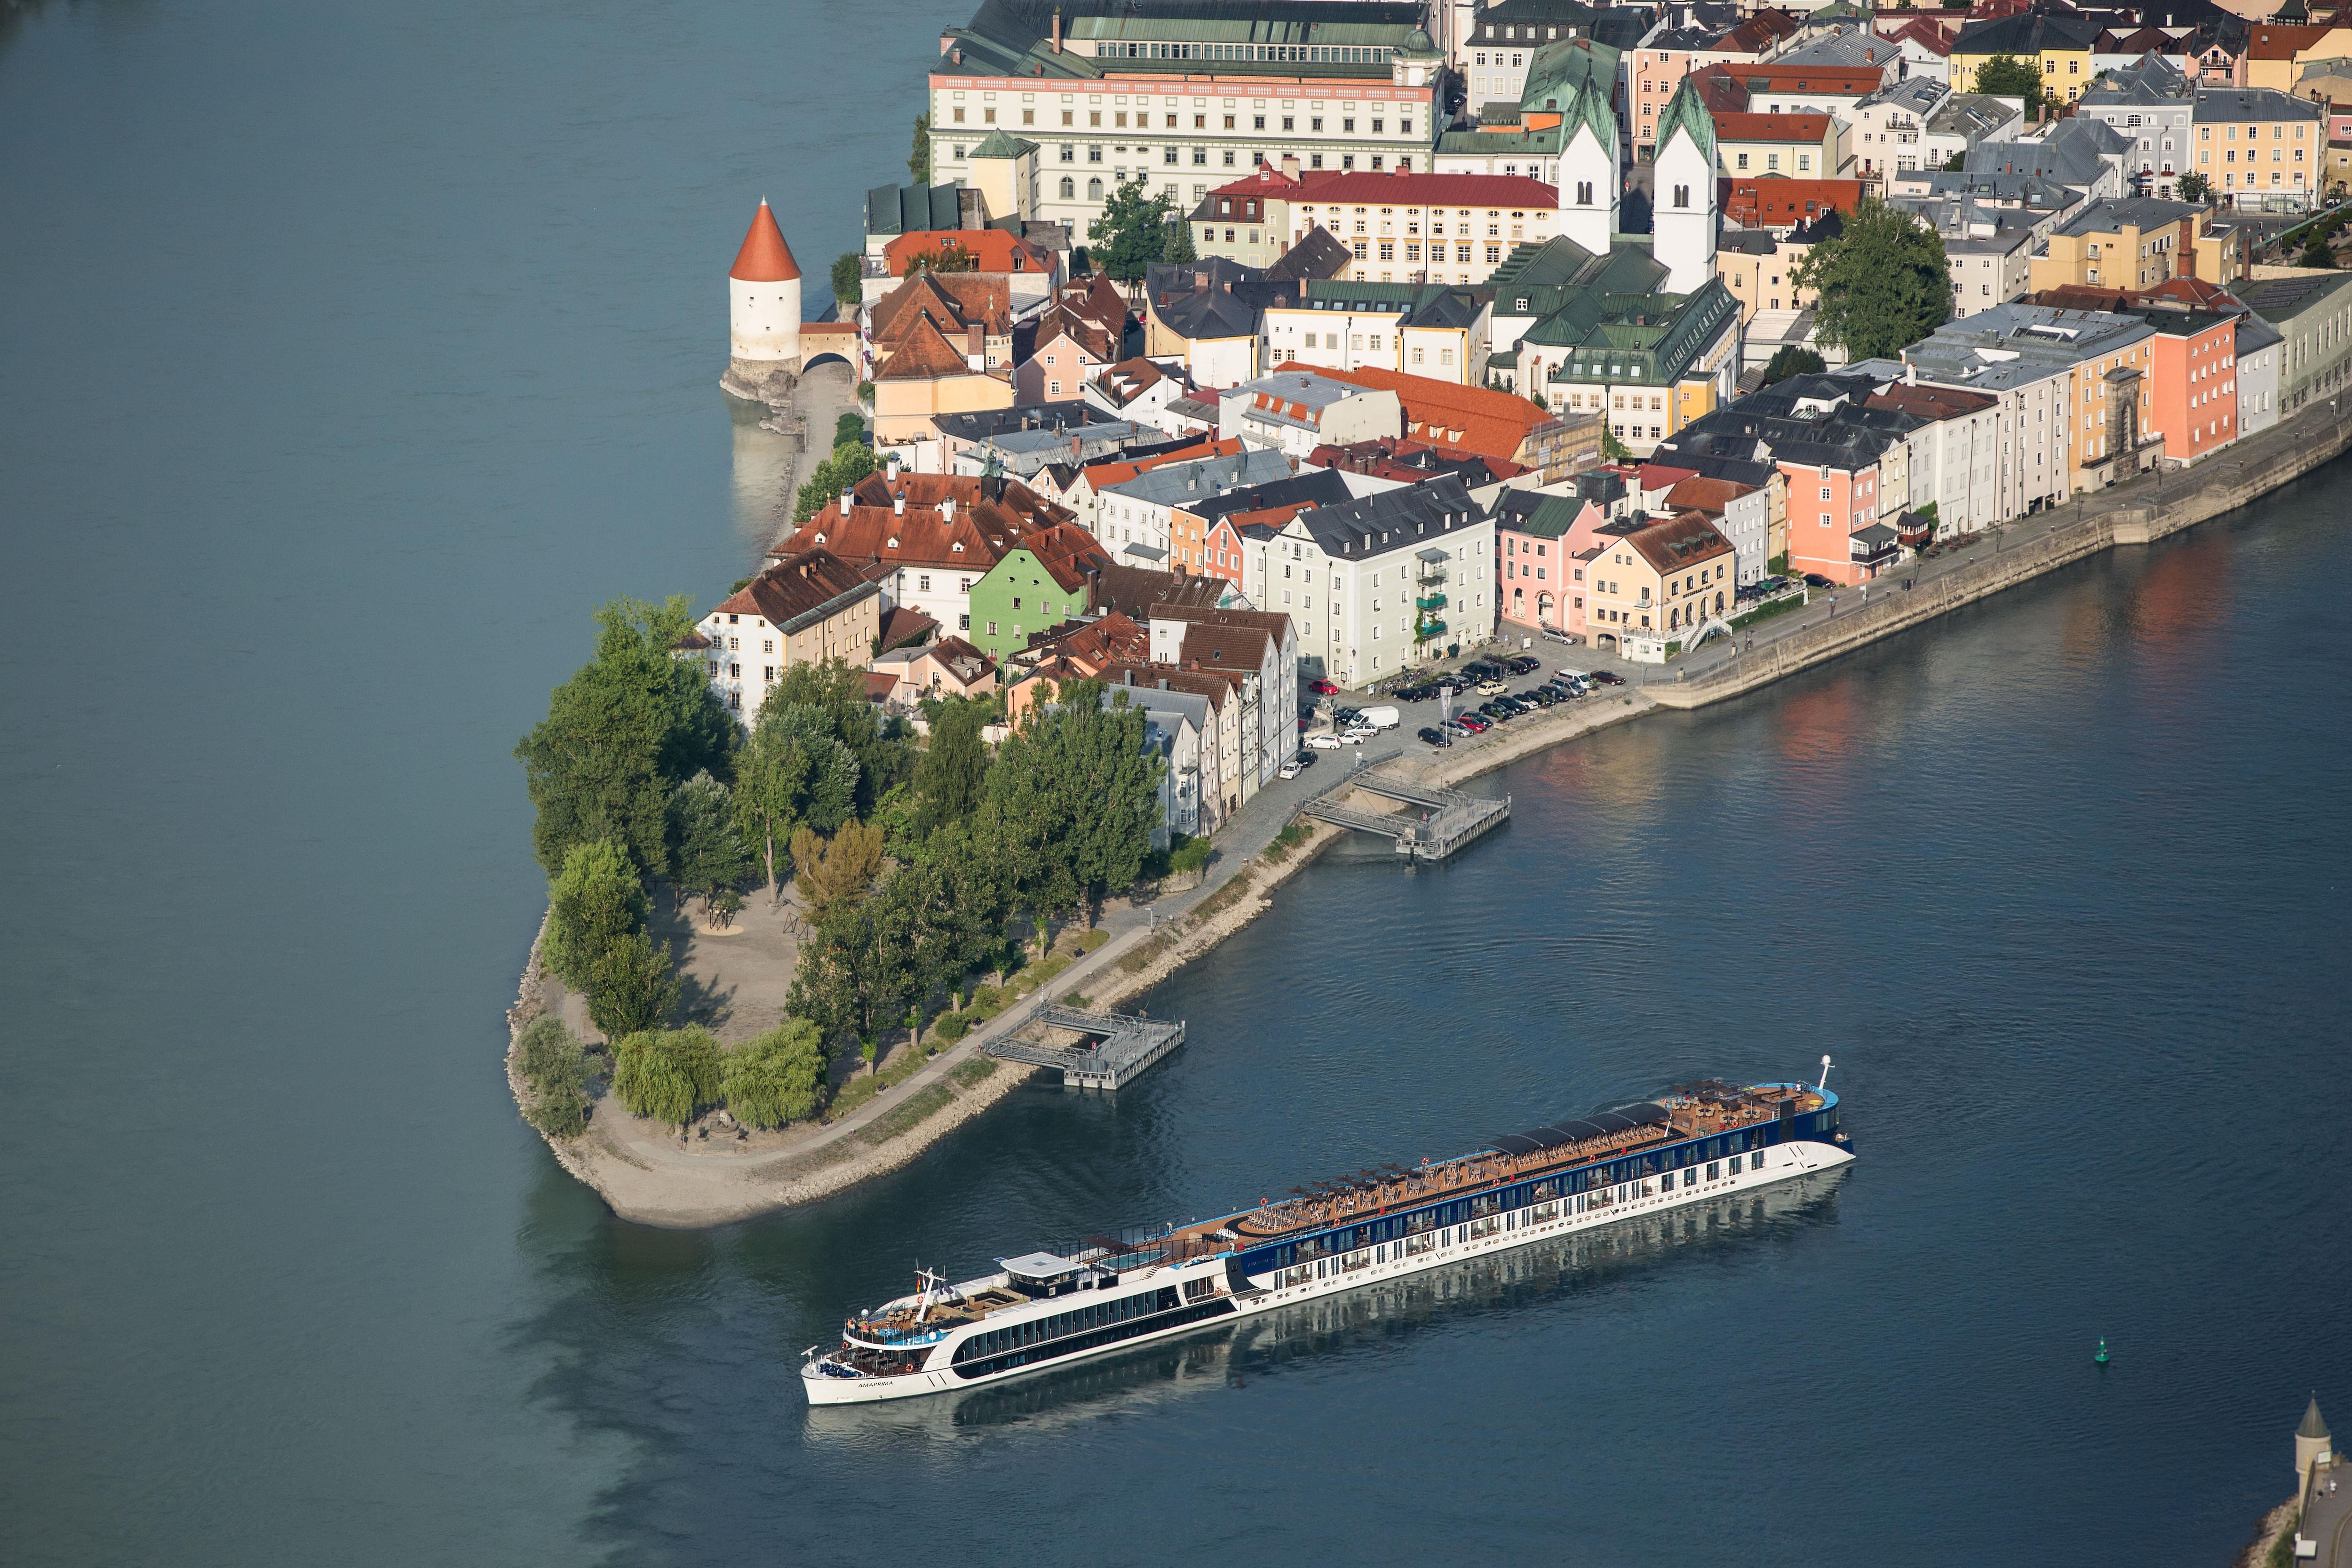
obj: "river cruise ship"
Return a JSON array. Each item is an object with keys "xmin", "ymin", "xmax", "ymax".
[{"xmin": 802, "ymin": 1075, "xmax": 1853, "ymax": 1405}]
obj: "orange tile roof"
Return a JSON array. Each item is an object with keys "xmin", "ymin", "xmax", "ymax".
[
  {"xmin": 1627, "ymin": 510, "xmax": 1734, "ymax": 575},
  {"xmin": 1317, "ymin": 366, "xmax": 1549, "ymax": 464},
  {"xmin": 883, "ymin": 228, "xmax": 1057, "ymax": 277},
  {"xmin": 1714, "ymin": 112, "xmax": 1834, "ymax": 143},
  {"xmin": 730, "ymin": 199, "xmax": 800, "ymax": 283},
  {"xmin": 1018, "ymin": 521, "xmax": 1116, "ymax": 592},
  {"xmin": 870, "ymin": 271, "xmax": 1013, "ymax": 343},
  {"xmin": 1661, "ymin": 476, "xmax": 1757, "ymax": 515},
  {"xmin": 1078, "ymin": 437, "xmax": 1238, "ymax": 491},
  {"xmin": 1282, "ymin": 169, "xmax": 1562, "ymax": 209},
  {"xmin": 874, "ymin": 314, "xmax": 978, "ymax": 382}
]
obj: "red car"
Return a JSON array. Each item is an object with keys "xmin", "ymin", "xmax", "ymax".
[
  {"xmin": 1456, "ymin": 713, "xmax": 1492, "ymax": 733},
  {"xmin": 1310, "ymin": 678, "xmax": 1339, "ymax": 696}
]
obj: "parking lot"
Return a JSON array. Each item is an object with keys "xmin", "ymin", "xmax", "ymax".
[{"xmin": 1298, "ymin": 649, "xmax": 1637, "ymax": 761}]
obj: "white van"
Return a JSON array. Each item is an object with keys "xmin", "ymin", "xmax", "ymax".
[{"xmin": 1358, "ymin": 705, "xmax": 1400, "ymax": 730}]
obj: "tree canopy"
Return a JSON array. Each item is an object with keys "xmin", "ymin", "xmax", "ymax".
[
  {"xmin": 1791, "ymin": 198, "xmax": 1951, "ymax": 362},
  {"xmin": 829, "ymin": 252, "xmax": 862, "ymax": 309},
  {"xmin": 792, "ymin": 441, "xmax": 880, "ymax": 525},
  {"xmin": 1088, "ymin": 183, "xmax": 1184, "ymax": 282},
  {"xmin": 515, "ymin": 595, "xmax": 734, "ymax": 877},
  {"xmin": 721, "ymin": 1019, "xmax": 828, "ymax": 1128},
  {"xmin": 543, "ymin": 838, "xmax": 650, "ymax": 994},
  {"xmin": 908, "ymin": 114, "xmax": 930, "ymax": 184},
  {"xmin": 611, "ymin": 1026, "xmax": 724, "ymax": 1129},
  {"xmin": 791, "ymin": 820, "xmax": 885, "ymax": 919},
  {"xmin": 1761, "ymin": 345, "xmax": 1827, "ymax": 386},
  {"xmin": 788, "ymin": 889, "xmax": 915, "ymax": 1065},
  {"xmin": 732, "ymin": 678, "xmax": 867, "ymax": 899},
  {"xmin": 666, "ymin": 771, "xmax": 753, "ymax": 907},
  {"xmin": 584, "ymin": 929, "xmax": 680, "ymax": 1039},
  {"xmin": 1971, "ymin": 53, "xmax": 2042, "ymax": 102},
  {"xmin": 2177, "ymin": 172, "xmax": 2212, "ymax": 205},
  {"xmin": 985, "ymin": 679, "xmax": 1160, "ymax": 921},
  {"xmin": 911, "ymin": 694, "xmax": 993, "ymax": 838}
]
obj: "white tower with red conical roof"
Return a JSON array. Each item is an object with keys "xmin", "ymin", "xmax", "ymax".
[{"xmin": 729, "ymin": 198, "xmax": 802, "ymax": 371}]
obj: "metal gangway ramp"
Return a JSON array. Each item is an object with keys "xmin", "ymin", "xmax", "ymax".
[
  {"xmin": 985, "ymin": 1004, "xmax": 1187, "ymax": 1090},
  {"xmin": 1297, "ymin": 753, "xmax": 1510, "ymax": 862}
]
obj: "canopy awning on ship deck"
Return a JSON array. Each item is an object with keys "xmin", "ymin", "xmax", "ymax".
[{"xmin": 1490, "ymin": 1103, "xmax": 1671, "ymax": 1155}]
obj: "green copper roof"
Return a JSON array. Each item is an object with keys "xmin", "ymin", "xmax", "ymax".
[
  {"xmin": 1653, "ymin": 78, "xmax": 1716, "ymax": 166},
  {"xmin": 1560, "ymin": 75, "xmax": 1616, "ymax": 156},
  {"xmin": 2301, "ymin": 1397, "xmax": 2330, "ymax": 1441},
  {"xmin": 968, "ymin": 130, "xmax": 1041, "ymax": 159},
  {"xmin": 1520, "ymin": 35, "xmax": 1619, "ymax": 117}
]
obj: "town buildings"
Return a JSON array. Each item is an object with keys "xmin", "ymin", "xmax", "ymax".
[
  {"xmin": 698, "ymin": 549, "xmax": 882, "ymax": 720},
  {"xmin": 1262, "ymin": 279, "xmax": 1491, "ymax": 383},
  {"xmin": 1217, "ymin": 368, "xmax": 1403, "ymax": 458},
  {"xmin": 2027, "ymin": 196, "xmax": 2245, "ymax": 293},
  {"xmin": 1099, "ymin": 441, "xmax": 1298, "ymax": 560},
  {"xmin": 2238, "ymin": 267, "xmax": 2352, "ymax": 414},
  {"xmin": 777, "ymin": 469, "xmax": 1075, "ymax": 635},
  {"xmin": 1233, "ymin": 472, "xmax": 1494, "ymax": 685},
  {"xmin": 927, "ymin": 0, "xmax": 1446, "ymax": 235},
  {"xmin": 1714, "ymin": 111, "xmax": 1844, "ymax": 179},
  {"xmin": 1580, "ymin": 509, "xmax": 1739, "ymax": 656},
  {"xmin": 1319, "ymin": 363, "xmax": 1603, "ymax": 480},
  {"xmin": 1950, "ymin": 9, "xmax": 2104, "ymax": 101},
  {"xmin": 964, "ymin": 521, "xmax": 1115, "ymax": 663},
  {"xmin": 2192, "ymin": 85, "xmax": 2325, "ymax": 210},
  {"xmin": 1269, "ymin": 168, "xmax": 1568, "ymax": 286}
]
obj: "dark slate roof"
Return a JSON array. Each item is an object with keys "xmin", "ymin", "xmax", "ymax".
[
  {"xmin": 1145, "ymin": 257, "xmax": 1302, "ymax": 341},
  {"xmin": 1182, "ymin": 467, "xmax": 1354, "ymax": 525},
  {"xmin": 1268, "ymin": 226, "xmax": 1354, "ymax": 283},
  {"xmin": 866, "ymin": 183, "xmax": 970, "ymax": 236},
  {"xmin": 1253, "ymin": 473, "xmax": 1487, "ymax": 560},
  {"xmin": 1955, "ymin": 11, "xmax": 2103, "ymax": 56}
]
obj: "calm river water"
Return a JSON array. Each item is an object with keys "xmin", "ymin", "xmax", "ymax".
[{"xmin": 4, "ymin": 4, "xmax": 2348, "ymax": 1565}]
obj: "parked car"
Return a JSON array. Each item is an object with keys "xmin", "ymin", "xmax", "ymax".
[
  {"xmin": 1541, "ymin": 625, "xmax": 1576, "ymax": 644},
  {"xmin": 1278, "ymin": 757, "xmax": 1304, "ymax": 780},
  {"xmin": 1358, "ymin": 705, "xmax": 1401, "ymax": 730},
  {"xmin": 1440, "ymin": 718, "xmax": 1470, "ymax": 735},
  {"xmin": 1309, "ymin": 677, "xmax": 1339, "ymax": 695},
  {"xmin": 1505, "ymin": 655, "xmax": 1539, "ymax": 675},
  {"xmin": 1305, "ymin": 733, "xmax": 1341, "ymax": 750},
  {"xmin": 1337, "ymin": 730, "xmax": 1366, "ymax": 745},
  {"xmin": 1802, "ymin": 573, "xmax": 1832, "ymax": 589},
  {"xmin": 1292, "ymin": 750, "xmax": 1318, "ymax": 770},
  {"xmin": 1455, "ymin": 713, "xmax": 1491, "ymax": 733},
  {"xmin": 1475, "ymin": 679, "xmax": 1508, "ymax": 696},
  {"xmin": 1590, "ymin": 669, "xmax": 1625, "ymax": 686},
  {"xmin": 1523, "ymin": 687, "xmax": 1556, "ymax": 707},
  {"xmin": 1417, "ymin": 726, "xmax": 1451, "ymax": 748}
]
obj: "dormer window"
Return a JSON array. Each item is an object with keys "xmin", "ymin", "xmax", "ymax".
[
  {"xmin": 887, "ymin": 536, "xmax": 900, "ymax": 548},
  {"xmin": 812, "ymin": 533, "xmax": 826, "ymax": 545}
]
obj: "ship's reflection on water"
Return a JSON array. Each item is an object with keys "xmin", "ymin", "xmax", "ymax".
[{"xmin": 801, "ymin": 1169, "xmax": 1848, "ymax": 1441}]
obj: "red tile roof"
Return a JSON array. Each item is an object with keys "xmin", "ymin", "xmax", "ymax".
[
  {"xmin": 1661, "ymin": 475, "xmax": 1758, "ymax": 515},
  {"xmin": 874, "ymin": 315, "xmax": 978, "ymax": 382},
  {"xmin": 1280, "ymin": 169, "xmax": 1560, "ymax": 209},
  {"xmin": 1627, "ymin": 510, "xmax": 1734, "ymax": 575},
  {"xmin": 1317, "ymin": 366, "xmax": 1550, "ymax": 464},
  {"xmin": 1714, "ymin": 112, "xmax": 1835, "ymax": 143},
  {"xmin": 1725, "ymin": 178, "xmax": 1867, "ymax": 226},
  {"xmin": 712, "ymin": 548, "xmax": 874, "ymax": 627},
  {"xmin": 730, "ymin": 199, "xmax": 801, "ymax": 283},
  {"xmin": 883, "ymin": 228, "xmax": 1057, "ymax": 277}
]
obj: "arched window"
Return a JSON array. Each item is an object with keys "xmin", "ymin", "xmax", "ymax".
[
  {"xmin": 1577, "ymin": 181, "xmax": 1593, "ymax": 205},
  {"xmin": 1088, "ymin": 176, "xmax": 1104, "ymax": 199},
  {"xmin": 1060, "ymin": 175, "xmax": 1075, "ymax": 199},
  {"xmin": 1673, "ymin": 184, "xmax": 1690, "ymax": 208}
]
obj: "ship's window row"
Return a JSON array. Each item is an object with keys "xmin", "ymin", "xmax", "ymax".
[{"xmin": 953, "ymin": 1285, "xmax": 1182, "ymax": 1363}]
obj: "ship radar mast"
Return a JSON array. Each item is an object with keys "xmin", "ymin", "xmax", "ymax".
[{"xmin": 1818, "ymin": 1055, "xmax": 1833, "ymax": 1092}]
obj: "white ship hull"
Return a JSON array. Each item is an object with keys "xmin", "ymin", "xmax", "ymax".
[{"xmin": 803, "ymin": 1135, "xmax": 1855, "ymax": 1406}]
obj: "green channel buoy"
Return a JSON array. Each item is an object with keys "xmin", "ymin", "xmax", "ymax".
[{"xmin": 2094, "ymin": 1338, "xmax": 2111, "ymax": 1366}]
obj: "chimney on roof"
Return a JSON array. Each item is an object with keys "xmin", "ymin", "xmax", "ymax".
[
  {"xmin": 840, "ymin": 491, "xmax": 853, "ymax": 516},
  {"xmin": 966, "ymin": 324, "xmax": 985, "ymax": 372},
  {"xmin": 942, "ymin": 496, "xmax": 957, "ymax": 520},
  {"xmin": 894, "ymin": 493, "xmax": 906, "ymax": 516},
  {"xmin": 951, "ymin": 46, "xmax": 961, "ymax": 64},
  {"xmin": 1158, "ymin": 676, "xmax": 1169, "ymax": 689},
  {"xmin": 1050, "ymin": 6, "xmax": 1062, "ymax": 53},
  {"xmin": 1282, "ymin": 154, "xmax": 1300, "ymax": 181}
]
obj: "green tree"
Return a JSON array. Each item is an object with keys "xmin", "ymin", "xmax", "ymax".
[
  {"xmin": 914, "ymin": 817, "xmax": 1016, "ymax": 999},
  {"xmin": 985, "ymin": 679, "xmax": 1160, "ymax": 924},
  {"xmin": 1792, "ymin": 197, "xmax": 1951, "ymax": 362},
  {"xmin": 542, "ymin": 839, "xmax": 650, "ymax": 994},
  {"xmin": 1088, "ymin": 182, "xmax": 1183, "ymax": 282},
  {"xmin": 514, "ymin": 1015, "xmax": 590, "ymax": 1138},
  {"xmin": 665, "ymin": 770, "xmax": 753, "ymax": 909},
  {"xmin": 788, "ymin": 888, "xmax": 915, "ymax": 1071},
  {"xmin": 908, "ymin": 113, "xmax": 930, "ymax": 183},
  {"xmin": 768, "ymin": 658, "xmax": 913, "ymax": 815},
  {"xmin": 792, "ymin": 441, "xmax": 881, "ymax": 525},
  {"xmin": 515, "ymin": 596, "xmax": 735, "ymax": 877},
  {"xmin": 722, "ymin": 1019, "xmax": 829, "ymax": 1128},
  {"xmin": 2177, "ymin": 172, "xmax": 2212, "ymax": 205},
  {"xmin": 1761, "ymin": 345, "xmax": 1827, "ymax": 386},
  {"xmin": 1601, "ymin": 426, "xmax": 1634, "ymax": 462},
  {"xmin": 1971, "ymin": 53, "xmax": 2042, "ymax": 102},
  {"xmin": 733, "ymin": 698, "xmax": 861, "ymax": 900},
  {"xmin": 912, "ymin": 694, "xmax": 993, "ymax": 837},
  {"xmin": 903, "ymin": 246, "xmax": 980, "ymax": 275},
  {"xmin": 829, "ymin": 252, "xmax": 862, "ymax": 311},
  {"xmin": 2301, "ymin": 228, "xmax": 2338, "ymax": 269},
  {"xmin": 611, "ymin": 1026, "xmax": 724, "ymax": 1129},
  {"xmin": 1942, "ymin": 150, "xmax": 1966, "ymax": 172},
  {"xmin": 833, "ymin": 411, "xmax": 865, "ymax": 447},
  {"xmin": 1166, "ymin": 216, "xmax": 1199, "ymax": 265},
  {"xmin": 585, "ymin": 929, "xmax": 681, "ymax": 1039}
]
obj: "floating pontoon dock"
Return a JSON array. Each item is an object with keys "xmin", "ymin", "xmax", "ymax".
[{"xmin": 985, "ymin": 1004, "xmax": 1188, "ymax": 1090}]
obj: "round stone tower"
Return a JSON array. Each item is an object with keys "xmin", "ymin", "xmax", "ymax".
[
  {"xmin": 723, "ymin": 199, "xmax": 802, "ymax": 404},
  {"xmin": 2297, "ymin": 1395, "xmax": 2332, "ymax": 1488}
]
